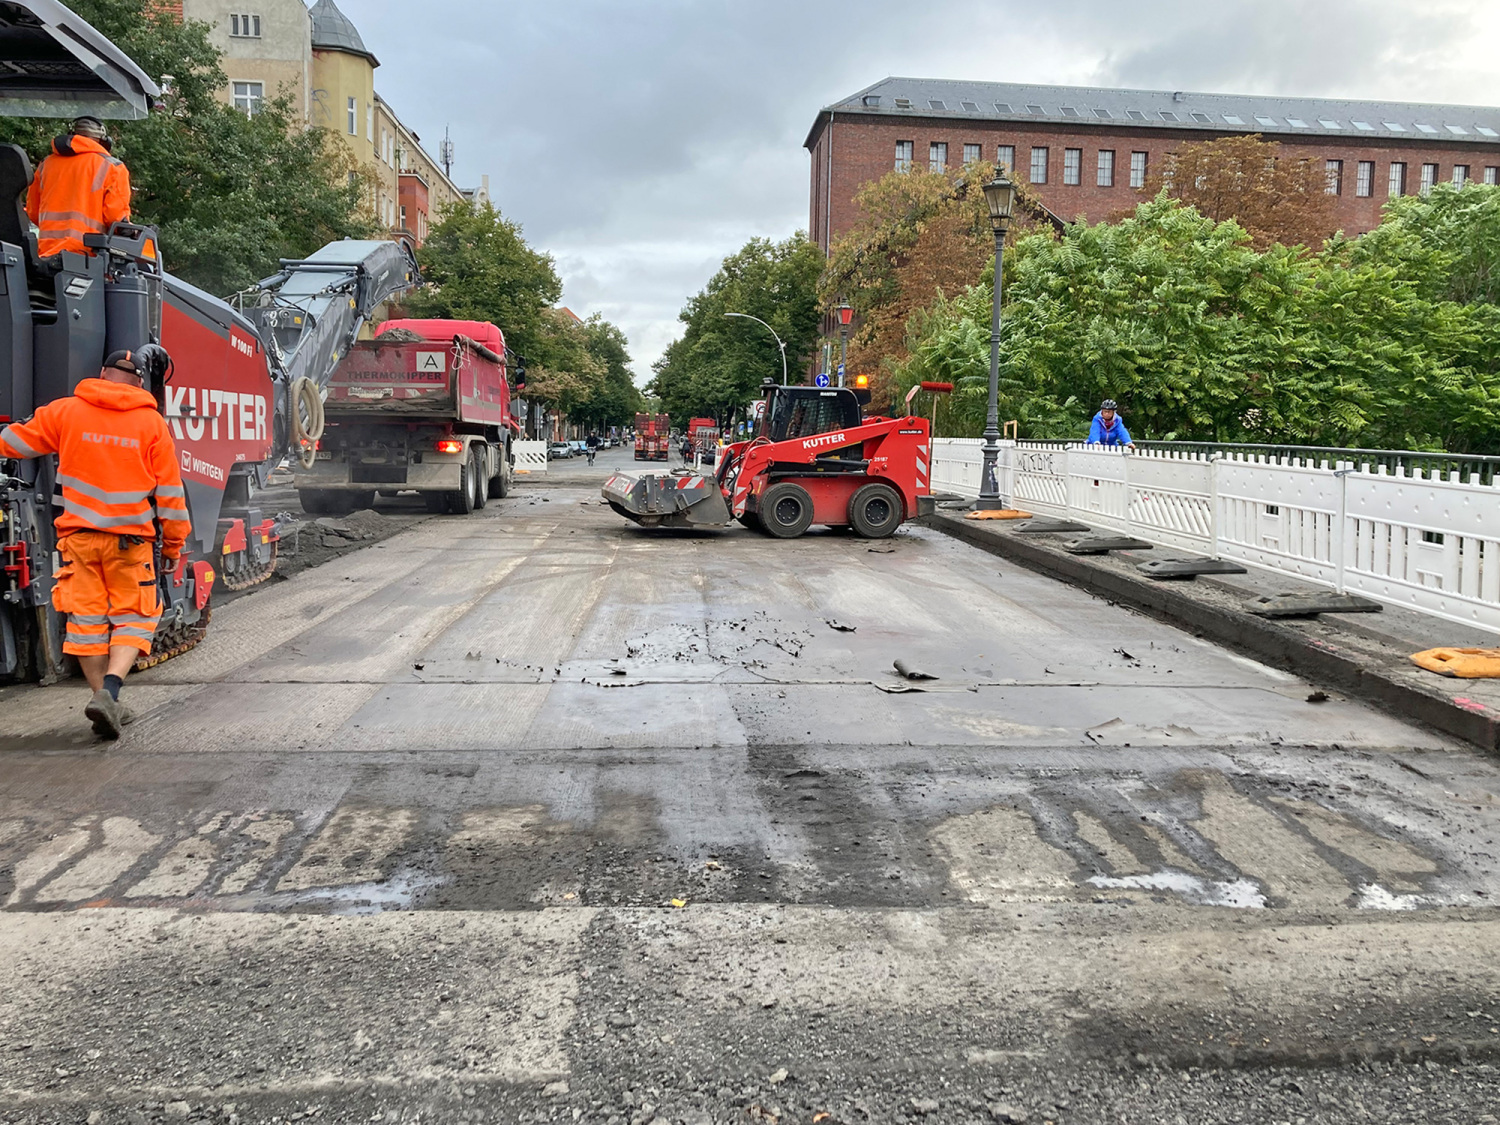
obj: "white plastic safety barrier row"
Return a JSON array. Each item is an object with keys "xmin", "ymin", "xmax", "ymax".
[
  {"xmin": 932, "ymin": 439, "xmax": 1500, "ymax": 635},
  {"xmin": 513, "ymin": 440, "xmax": 548, "ymax": 475}
]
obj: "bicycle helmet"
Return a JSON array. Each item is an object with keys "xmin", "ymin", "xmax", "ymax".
[{"xmin": 1100, "ymin": 399, "xmax": 1118, "ymax": 411}]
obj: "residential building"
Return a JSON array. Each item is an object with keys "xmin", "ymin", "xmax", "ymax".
[
  {"xmin": 806, "ymin": 78, "xmax": 1500, "ymax": 251},
  {"xmin": 180, "ymin": 0, "xmax": 473, "ymax": 247}
]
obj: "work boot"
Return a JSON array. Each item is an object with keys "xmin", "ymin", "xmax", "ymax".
[{"xmin": 84, "ymin": 689, "xmax": 123, "ymax": 741}]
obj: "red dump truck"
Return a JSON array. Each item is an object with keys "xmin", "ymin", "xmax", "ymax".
[
  {"xmin": 293, "ymin": 318, "xmax": 518, "ymax": 515},
  {"xmin": 687, "ymin": 417, "xmax": 720, "ymax": 463},
  {"xmin": 635, "ymin": 412, "xmax": 670, "ymax": 461}
]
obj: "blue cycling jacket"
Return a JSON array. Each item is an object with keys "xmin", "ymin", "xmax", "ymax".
[{"xmin": 1087, "ymin": 413, "xmax": 1132, "ymax": 446}]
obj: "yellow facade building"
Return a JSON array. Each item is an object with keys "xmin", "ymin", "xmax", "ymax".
[{"xmin": 181, "ymin": 0, "xmax": 476, "ymax": 247}]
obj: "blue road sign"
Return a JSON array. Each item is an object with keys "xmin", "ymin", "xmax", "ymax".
[
  {"xmin": 837, "ymin": 362, "xmax": 845, "ymax": 380},
  {"xmin": 814, "ymin": 373, "xmax": 831, "ymax": 388}
]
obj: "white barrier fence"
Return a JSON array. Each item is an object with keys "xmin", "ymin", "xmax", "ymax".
[
  {"xmin": 513, "ymin": 440, "xmax": 548, "ymax": 475},
  {"xmin": 932, "ymin": 439, "xmax": 1500, "ymax": 635}
]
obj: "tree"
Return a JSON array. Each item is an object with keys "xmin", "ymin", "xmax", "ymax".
[
  {"xmin": 649, "ymin": 234, "xmax": 824, "ymax": 426},
  {"xmin": 405, "ymin": 200, "xmax": 563, "ymax": 365},
  {"xmin": 0, "ymin": 0, "xmax": 375, "ymax": 294},
  {"xmin": 819, "ymin": 161, "xmax": 1051, "ymax": 413},
  {"xmin": 1141, "ymin": 135, "xmax": 1340, "ymax": 250},
  {"xmin": 568, "ymin": 317, "xmax": 644, "ymax": 429},
  {"xmin": 894, "ymin": 189, "xmax": 1500, "ymax": 453}
]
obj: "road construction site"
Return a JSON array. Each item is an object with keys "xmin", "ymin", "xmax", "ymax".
[{"xmin": 4, "ymin": 449, "xmax": 1500, "ymax": 1125}]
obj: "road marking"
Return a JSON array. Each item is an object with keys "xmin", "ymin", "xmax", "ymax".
[
  {"xmin": 219, "ymin": 813, "xmax": 297, "ymax": 894},
  {"xmin": 932, "ymin": 806, "xmax": 1082, "ymax": 903},
  {"xmin": 278, "ymin": 806, "xmax": 417, "ymax": 891},
  {"xmin": 34, "ymin": 817, "xmax": 159, "ymax": 904},
  {"xmin": 1190, "ymin": 772, "xmax": 1352, "ymax": 909},
  {"xmin": 1072, "ymin": 810, "xmax": 1151, "ymax": 877}
]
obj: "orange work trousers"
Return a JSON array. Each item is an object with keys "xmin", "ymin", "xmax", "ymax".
[{"xmin": 52, "ymin": 530, "xmax": 161, "ymax": 656}]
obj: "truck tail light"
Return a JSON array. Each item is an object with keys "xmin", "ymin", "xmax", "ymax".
[{"xmin": 435, "ymin": 439, "xmax": 463, "ymax": 454}]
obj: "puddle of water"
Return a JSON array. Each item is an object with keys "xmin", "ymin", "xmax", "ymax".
[
  {"xmin": 1088, "ymin": 868, "xmax": 1267, "ymax": 909},
  {"xmin": 1356, "ymin": 883, "xmax": 1437, "ymax": 912},
  {"xmin": 288, "ymin": 866, "xmax": 447, "ymax": 915}
]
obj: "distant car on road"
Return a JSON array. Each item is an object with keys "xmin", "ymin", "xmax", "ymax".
[
  {"xmin": 548, "ymin": 442, "xmax": 574, "ymax": 460},
  {"xmin": 571, "ymin": 440, "xmax": 588, "ymax": 456}
]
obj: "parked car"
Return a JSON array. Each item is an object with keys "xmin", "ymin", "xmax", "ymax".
[
  {"xmin": 571, "ymin": 440, "xmax": 588, "ymax": 455},
  {"xmin": 548, "ymin": 442, "xmax": 574, "ymax": 459}
]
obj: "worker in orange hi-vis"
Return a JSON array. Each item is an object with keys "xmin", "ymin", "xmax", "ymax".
[
  {"xmin": 0, "ymin": 346, "xmax": 188, "ymax": 740},
  {"xmin": 25, "ymin": 115, "xmax": 131, "ymax": 258}
]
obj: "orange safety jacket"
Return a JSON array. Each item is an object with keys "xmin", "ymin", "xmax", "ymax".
[
  {"xmin": 0, "ymin": 379, "xmax": 190, "ymax": 557},
  {"xmin": 25, "ymin": 134, "xmax": 131, "ymax": 258}
]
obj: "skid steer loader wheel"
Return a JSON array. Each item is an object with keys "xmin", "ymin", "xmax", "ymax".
[
  {"xmin": 759, "ymin": 482, "xmax": 814, "ymax": 539},
  {"xmin": 848, "ymin": 482, "xmax": 904, "ymax": 538}
]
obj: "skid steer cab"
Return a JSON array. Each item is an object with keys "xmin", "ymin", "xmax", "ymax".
[{"xmin": 601, "ymin": 384, "xmax": 936, "ymax": 539}]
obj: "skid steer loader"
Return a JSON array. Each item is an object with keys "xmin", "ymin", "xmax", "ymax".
[{"xmin": 602, "ymin": 382, "xmax": 935, "ymax": 539}]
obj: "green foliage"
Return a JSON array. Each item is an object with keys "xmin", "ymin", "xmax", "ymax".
[
  {"xmin": 896, "ymin": 187, "xmax": 1500, "ymax": 454},
  {"xmin": 407, "ymin": 200, "xmax": 635, "ymax": 421},
  {"xmin": 649, "ymin": 234, "xmax": 825, "ymax": 426},
  {"xmin": 0, "ymin": 0, "xmax": 375, "ymax": 294},
  {"xmin": 406, "ymin": 200, "xmax": 563, "ymax": 363}
]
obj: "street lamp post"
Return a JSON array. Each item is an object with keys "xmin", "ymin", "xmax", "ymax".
[
  {"xmin": 975, "ymin": 168, "xmax": 1016, "ymax": 510},
  {"xmin": 724, "ymin": 312, "xmax": 788, "ymax": 386},
  {"xmin": 836, "ymin": 302, "xmax": 853, "ymax": 387}
]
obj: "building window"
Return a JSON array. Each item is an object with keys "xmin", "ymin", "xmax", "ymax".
[
  {"xmin": 1129, "ymin": 151, "xmax": 1148, "ymax": 188},
  {"xmin": 929, "ymin": 142, "xmax": 948, "ymax": 172},
  {"xmin": 895, "ymin": 140, "xmax": 913, "ymax": 172},
  {"xmin": 1388, "ymin": 162, "xmax": 1406, "ymax": 197},
  {"xmin": 1029, "ymin": 146, "xmax": 1048, "ymax": 184},
  {"xmin": 366, "ymin": 105, "xmax": 374, "ymax": 143},
  {"xmin": 1324, "ymin": 159, "xmax": 1343, "ymax": 195},
  {"xmin": 1420, "ymin": 163, "xmax": 1438, "ymax": 194},
  {"xmin": 1063, "ymin": 148, "xmax": 1081, "ymax": 185},
  {"xmin": 232, "ymin": 80, "xmax": 263, "ymax": 117},
  {"xmin": 399, "ymin": 204, "xmax": 407, "ymax": 229},
  {"xmin": 1356, "ymin": 160, "xmax": 1374, "ymax": 197},
  {"xmin": 1486, "ymin": 167, "xmax": 1499, "ymax": 185},
  {"xmin": 1097, "ymin": 150, "xmax": 1115, "ymax": 187},
  {"xmin": 1453, "ymin": 165, "xmax": 1470, "ymax": 184},
  {"xmin": 996, "ymin": 144, "xmax": 1015, "ymax": 172},
  {"xmin": 962, "ymin": 142, "xmax": 981, "ymax": 165},
  {"xmin": 346, "ymin": 96, "xmax": 356, "ymax": 135},
  {"xmin": 229, "ymin": 13, "xmax": 261, "ymax": 37}
]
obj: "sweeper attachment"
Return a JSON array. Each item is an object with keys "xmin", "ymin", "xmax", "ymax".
[{"xmin": 602, "ymin": 383, "xmax": 935, "ymax": 539}]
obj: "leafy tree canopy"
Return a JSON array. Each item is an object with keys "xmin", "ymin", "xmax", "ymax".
[
  {"xmin": 896, "ymin": 186, "xmax": 1500, "ymax": 454},
  {"xmin": 0, "ymin": 0, "xmax": 375, "ymax": 294},
  {"xmin": 649, "ymin": 234, "xmax": 824, "ymax": 426}
]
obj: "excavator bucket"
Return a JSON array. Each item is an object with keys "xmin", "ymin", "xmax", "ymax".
[{"xmin": 602, "ymin": 470, "xmax": 732, "ymax": 529}]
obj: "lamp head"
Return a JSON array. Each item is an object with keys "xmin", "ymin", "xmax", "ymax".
[
  {"xmin": 837, "ymin": 303, "xmax": 853, "ymax": 327},
  {"xmin": 982, "ymin": 170, "xmax": 1016, "ymax": 231}
]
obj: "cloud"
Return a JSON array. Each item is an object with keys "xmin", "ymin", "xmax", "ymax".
[{"xmin": 342, "ymin": 0, "xmax": 1498, "ymax": 380}]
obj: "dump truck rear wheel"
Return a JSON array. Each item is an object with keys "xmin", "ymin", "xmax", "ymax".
[
  {"xmin": 446, "ymin": 458, "xmax": 477, "ymax": 515},
  {"xmin": 488, "ymin": 453, "xmax": 511, "ymax": 499},
  {"xmin": 849, "ymin": 482, "xmax": 903, "ymax": 538},
  {"xmin": 297, "ymin": 489, "xmax": 340, "ymax": 516},
  {"xmin": 470, "ymin": 451, "xmax": 488, "ymax": 510},
  {"xmin": 759, "ymin": 482, "xmax": 814, "ymax": 539}
]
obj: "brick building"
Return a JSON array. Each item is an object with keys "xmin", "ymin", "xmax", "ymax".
[{"xmin": 806, "ymin": 78, "xmax": 1500, "ymax": 251}]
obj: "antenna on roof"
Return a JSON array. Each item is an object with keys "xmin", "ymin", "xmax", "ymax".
[{"xmin": 440, "ymin": 126, "xmax": 455, "ymax": 179}]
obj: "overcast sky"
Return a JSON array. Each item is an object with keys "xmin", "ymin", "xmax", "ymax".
[{"xmin": 342, "ymin": 0, "xmax": 1500, "ymax": 380}]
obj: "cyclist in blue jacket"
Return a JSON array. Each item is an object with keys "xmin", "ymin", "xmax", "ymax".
[{"xmin": 1087, "ymin": 399, "xmax": 1135, "ymax": 448}]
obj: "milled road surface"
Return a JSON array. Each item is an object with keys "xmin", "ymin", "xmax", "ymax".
[{"xmin": 3, "ymin": 448, "xmax": 1500, "ymax": 1125}]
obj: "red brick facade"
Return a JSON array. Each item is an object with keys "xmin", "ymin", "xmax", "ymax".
[{"xmin": 807, "ymin": 113, "xmax": 1500, "ymax": 250}]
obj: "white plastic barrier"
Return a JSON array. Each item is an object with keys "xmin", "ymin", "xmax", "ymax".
[
  {"xmin": 513, "ymin": 440, "xmax": 548, "ymax": 475},
  {"xmin": 931, "ymin": 439, "xmax": 1500, "ymax": 634}
]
